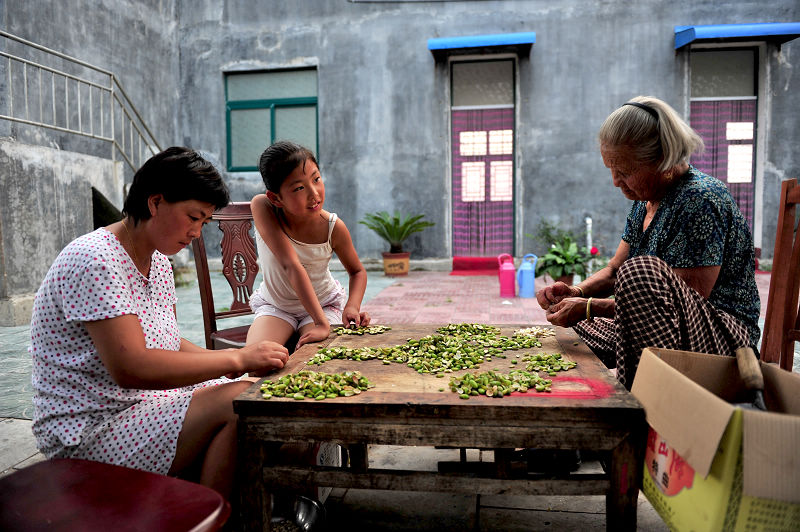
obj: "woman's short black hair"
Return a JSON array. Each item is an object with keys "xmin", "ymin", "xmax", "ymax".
[{"xmin": 122, "ymin": 147, "xmax": 230, "ymax": 223}]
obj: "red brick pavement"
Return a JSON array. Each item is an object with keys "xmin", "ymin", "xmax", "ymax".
[
  {"xmin": 364, "ymin": 272, "xmax": 551, "ymax": 325},
  {"xmin": 364, "ymin": 271, "xmax": 773, "ymax": 325}
]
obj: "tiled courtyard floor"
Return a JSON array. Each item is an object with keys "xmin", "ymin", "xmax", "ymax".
[
  {"xmin": 363, "ymin": 272, "xmax": 548, "ymax": 325},
  {"xmin": 0, "ymin": 268, "xmax": 788, "ymax": 531}
]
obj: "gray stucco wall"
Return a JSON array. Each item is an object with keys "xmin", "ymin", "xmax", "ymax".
[
  {"xmin": 1, "ymin": 1, "xmax": 183, "ymax": 324},
  {"xmin": 762, "ymin": 46, "xmax": 799, "ymax": 260},
  {"xmin": 0, "ymin": 140, "xmax": 120, "ymax": 325},
  {"xmin": 175, "ymin": 0, "xmax": 800, "ymax": 262},
  {"xmin": 1, "ymin": 0, "xmax": 798, "ymax": 275},
  {"xmin": 2, "ymin": 0, "xmax": 180, "ymax": 160}
]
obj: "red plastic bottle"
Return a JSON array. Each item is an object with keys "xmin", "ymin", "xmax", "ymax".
[{"xmin": 497, "ymin": 253, "xmax": 516, "ymax": 298}]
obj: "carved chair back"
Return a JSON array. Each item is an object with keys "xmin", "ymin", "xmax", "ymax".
[
  {"xmin": 192, "ymin": 202, "xmax": 259, "ymax": 349},
  {"xmin": 762, "ymin": 178, "xmax": 800, "ymax": 371}
]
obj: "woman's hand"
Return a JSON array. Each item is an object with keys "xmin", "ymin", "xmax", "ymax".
[
  {"xmin": 342, "ymin": 306, "xmax": 371, "ymax": 328},
  {"xmin": 544, "ymin": 297, "xmax": 587, "ymax": 327},
  {"xmin": 536, "ymin": 281, "xmax": 577, "ymax": 310},
  {"xmin": 234, "ymin": 340, "xmax": 290, "ymax": 378},
  {"xmin": 296, "ymin": 323, "xmax": 331, "ymax": 349}
]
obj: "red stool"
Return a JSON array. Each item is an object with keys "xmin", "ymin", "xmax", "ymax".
[{"xmin": 0, "ymin": 458, "xmax": 230, "ymax": 531}]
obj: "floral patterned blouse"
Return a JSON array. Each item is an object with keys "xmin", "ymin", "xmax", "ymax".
[{"xmin": 621, "ymin": 166, "xmax": 761, "ymax": 347}]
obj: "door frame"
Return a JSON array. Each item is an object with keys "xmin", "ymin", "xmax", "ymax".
[
  {"xmin": 683, "ymin": 41, "xmax": 768, "ymax": 250},
  {"xmin": 446, "ymin": 53, "xmax": 521, "ymax": 257}
]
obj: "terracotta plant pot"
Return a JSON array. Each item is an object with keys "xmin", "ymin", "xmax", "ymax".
[
  {"xmin": 556, "ymin": 274, "xmax": 574, "ymax": 285},
  {"xmin": 382, "ymin": 251, "xmax": 410, "ymax": 276}
]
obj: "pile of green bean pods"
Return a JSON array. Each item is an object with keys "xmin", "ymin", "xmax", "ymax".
[
  {"xmin": 298, "ymin": 323, "xmax": 577, "ymax": 398},
  {"xmin": 521, "ymin": 352, "xmax": 577, "ymax": 375},
  {"xmin": 333, "ymin": 325, "xmax": 392, "ymax": 335},
  {"xmin": 260, "ymin": 370, "xmax": 373, "ymax": 400},
  {"xmin": 449, "ymin": 369, "xmax": 553, "ymax": 398},
  {"xmin": 308, "ymin": 322, "xmax": 546, "ymax": 374}
]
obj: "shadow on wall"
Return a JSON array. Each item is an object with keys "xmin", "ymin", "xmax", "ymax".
[{"xmin": 92, "ymin": 187, "xmax": 122, "ymax": 229}]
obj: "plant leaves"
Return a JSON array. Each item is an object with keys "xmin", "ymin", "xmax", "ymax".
[{"xmin": 359, "ymin": 211, "xmax": 434, "ymax": 252}]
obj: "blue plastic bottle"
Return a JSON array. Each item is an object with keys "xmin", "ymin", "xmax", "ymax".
[{"xmin": 516, "ymin": 253, "xmax": 538, "ymax": 298}]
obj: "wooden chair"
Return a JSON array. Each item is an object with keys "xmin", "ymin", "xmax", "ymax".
[
  {"xmin": 192, "ymin": 202, "xmax": 260, "ymax": 349},
  {"xmin": 761, "ymin": 178, "xmax": 800, "ymax": 371},
  {"xmin": 0, "ymin": 458, "xmax": 230, "ymax": 531}
]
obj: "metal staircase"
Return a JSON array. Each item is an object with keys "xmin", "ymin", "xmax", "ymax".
[{"xmin": 0, "ymin": 29, "xmax": 161, "ymax": 174}]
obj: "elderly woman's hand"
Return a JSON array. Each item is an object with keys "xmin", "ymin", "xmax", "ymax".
[
  {"xmin": 544, "ymin": 297, "xmax": 587, "ymax": 328},
  {"xmin": 536, "ymin": 281, "xmax": 576, "ymax": 310}
]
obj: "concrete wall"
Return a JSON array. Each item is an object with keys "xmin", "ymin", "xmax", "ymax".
[
  {"xmin": 0, "ymin": 140, "xmax": 121, "ymax": 325},
  {"xmin": 2, "ymin": 0, "xmax": 180, "ymax": 157},
  {"xmin": 761, "ymin": 43, "xmax": 800, "ymax": 260},
  {"xmin": 1, "ymin": 0, "xmax": 798, "ymax": 278},
  {"xmin": 175, "ymin": 0, "xmax": 800, "ymax": 263},
  {"xmin": 0, "ymin": 1, "xmax": 181, "ymax": 324}
]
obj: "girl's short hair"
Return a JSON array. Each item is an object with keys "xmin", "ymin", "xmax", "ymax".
[
  {"xmin": 258, "ymin": 140, "xmax": 318, "ymax": 193},
  {"xmin": 598, "ymin": 96, "xmax": 704, "ymax": 172},
  {"xmin": 122, "ymin": 147, "xmax": 230, "ymax": 223}
]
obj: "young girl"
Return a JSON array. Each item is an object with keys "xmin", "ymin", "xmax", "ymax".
[{"xmin": 246, "ymin": 140, "xmax": 370, "ymax": 350}]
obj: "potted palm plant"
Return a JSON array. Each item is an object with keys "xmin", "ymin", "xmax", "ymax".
[{"xmin": 359, "ymin": 211, "xmax": 435, "ymax": 276}]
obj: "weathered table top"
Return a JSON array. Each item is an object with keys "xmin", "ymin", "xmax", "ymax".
[
  {"xmin": 234, "ymin": 325, "xmax": 643, "ymax": 449},
  {"xmin": 233, "ymin": 324, "xmax": 646, "ymax": 531}
]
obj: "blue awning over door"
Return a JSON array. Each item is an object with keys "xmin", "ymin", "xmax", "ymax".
[
  {"xmin": 427, "ymin": 32, "xmax": 536, "ymax": 60},
  {"xmin": 675, "ymin": 22, "xmax": 800, "ymax": 49}
]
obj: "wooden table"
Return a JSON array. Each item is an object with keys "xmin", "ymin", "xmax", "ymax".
[{"xmin": 233, "ymin": 325, "xmax": 645, "ymax": 531}]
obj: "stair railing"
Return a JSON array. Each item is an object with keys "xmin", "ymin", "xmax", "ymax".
[{"xmin": 0, "ymin": 30, "xmax": 161, "ymax": 173}]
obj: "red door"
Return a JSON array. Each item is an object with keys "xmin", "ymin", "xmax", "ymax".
[
  {"xmin": 690, "ymin": 99, "xmax": 757, "ymax": 230},
  {"xmin": 451, "ymin": 107, "xmax": 514, "ymax": 255}
]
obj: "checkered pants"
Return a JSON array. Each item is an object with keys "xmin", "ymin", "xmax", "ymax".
[{"xmin": 573, "ymin": 255, "xmax": 750, "ymax": 390}]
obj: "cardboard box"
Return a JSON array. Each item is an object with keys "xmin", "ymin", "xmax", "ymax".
[{"xmin": 631, "ymin": 347, "xmax": 800, "ymax": 532}]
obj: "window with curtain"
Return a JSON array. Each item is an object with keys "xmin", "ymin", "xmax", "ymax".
[{"xmin": 225, "ymin": 69, "xmax": 318, "ymax": 171}]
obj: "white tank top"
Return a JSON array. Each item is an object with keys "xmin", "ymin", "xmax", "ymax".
[{"xmin": 254, "ymin": 212, "xmax": 339, "ymax": 313}]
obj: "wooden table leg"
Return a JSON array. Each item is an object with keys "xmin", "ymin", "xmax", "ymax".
[
  {"xmin": 494, "ymin": 448, "xmax": 514, "ymax": 479},
  {"xmin": 237, "ymin": 436, "xmax": 271, "ymax": 532},
  {"xmin": 606, "ymin": 425, "xmax": 646, "ymax": 531}
]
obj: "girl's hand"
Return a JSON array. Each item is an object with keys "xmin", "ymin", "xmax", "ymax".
[
  {"xmin": 296, "ymin": 324, "xmax": 331, "ymax": 349},
  {"xmin": 236, "ymin": 341, "xmax": 289, "ymax": 377},
  {"xmin": 536, "ymin": 281, "xmax": 575, "ymax": 310},
  {"xmin": 544, "ymin": 297, "xmax": 586, "ymax": 328},
  {"xmin": 343, "ymin": 306, "xmax": 370, "ymax": 328}
]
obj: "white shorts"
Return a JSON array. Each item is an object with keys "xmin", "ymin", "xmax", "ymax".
[{"xmin": 249, "ymin": 281, "xmax": 347, "ymax": 330}]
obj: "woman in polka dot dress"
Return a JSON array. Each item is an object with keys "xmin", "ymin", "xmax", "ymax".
[{"xmin": 30, "ymin": 147, "xmax": 290, "ymax": 498}]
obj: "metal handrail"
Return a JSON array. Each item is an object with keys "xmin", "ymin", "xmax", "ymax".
[{"xmin": 0, "ymin": 30, "xmax": 161, "ymax": 172}]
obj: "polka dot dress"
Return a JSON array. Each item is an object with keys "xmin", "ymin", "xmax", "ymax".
[{"xmin": 30, "ymin": 228, "xmax": 228, "ymax": 475}]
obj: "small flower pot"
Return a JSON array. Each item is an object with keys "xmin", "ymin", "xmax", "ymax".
[
  {"xmin": 382, "ymin": 251, "xmax": 410, "ymax": 276},
  {"xmin": 556, "ymin": 274, "xmax": 574, "ymax": 285}
]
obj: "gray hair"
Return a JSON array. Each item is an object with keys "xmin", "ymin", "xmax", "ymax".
[{"xmin": 598, "ymin": 96, "xmax": 704, "ymax": 173}]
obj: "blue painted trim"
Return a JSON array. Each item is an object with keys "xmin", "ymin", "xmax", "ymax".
[
  {"xmin": 428, "ymin": 32, "xmax": 535, "ymax": 51},
  {"xmin": 675, "ymin": 22, "xmax": 800, "ymax": 49}
]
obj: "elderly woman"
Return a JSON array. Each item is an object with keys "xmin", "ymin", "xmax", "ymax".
[
  {"xmin": 30, "ymin": 147, "xmax": 290, "ymax": 497},
  {"xmin": 537, "ymin": 96, "xmax": 760, "ymax": 390}
]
